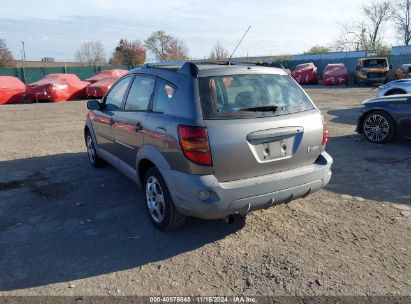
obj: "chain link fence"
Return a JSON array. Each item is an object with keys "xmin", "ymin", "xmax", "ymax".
[
  {"xmin": 1, "ymin": 55, "xmax": 411, "ymax": 84},
  {"xmin": 0, "ymin": 65, "xmax": 139, "ymax": 84}
]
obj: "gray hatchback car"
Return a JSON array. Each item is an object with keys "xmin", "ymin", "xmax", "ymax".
[{"xmin": 84, "ymin": 62, "xmax": 333, "ymax": 230}]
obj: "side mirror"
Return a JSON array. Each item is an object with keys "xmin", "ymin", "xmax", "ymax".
[
  {"xmin": 389, "ymin": 65, "xmax": 393, "ymax": 70},
  {"xmin": 87, "ymin": 99, "xmax": 101, "ymax": 110}
]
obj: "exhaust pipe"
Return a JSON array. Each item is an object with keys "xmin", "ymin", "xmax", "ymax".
[{"xmin": 222, "ymin": 215, "xmax": 235, "ymax": 224}]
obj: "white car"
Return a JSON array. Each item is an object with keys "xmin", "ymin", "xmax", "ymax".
[{"xmin": 378, "ymin": 79, "xmax": 411, "ymax": 96}]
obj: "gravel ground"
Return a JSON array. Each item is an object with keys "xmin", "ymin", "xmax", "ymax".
[{"xmin": 0, "ymin": 86, "xmax": 410, "ymax": 296}]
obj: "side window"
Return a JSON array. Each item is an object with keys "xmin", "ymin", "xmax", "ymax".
[
  {"xmin": 124, "ymin": 76, "xmax": 156, "ymax": 111},
  {"xmin": 153, "ymin": 79, "xmax": 176, "ymax": 113},
  {"xmin": 104, "ymin": 77, "xmax": 132, "ymax": 111}
]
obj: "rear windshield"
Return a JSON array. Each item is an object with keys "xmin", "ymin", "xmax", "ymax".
[
  {"xmin": 198, "ymin": 74, "xmax": 314, "ymax": 119},
  {"xmin": 363, "ymin": 59, "xmax": 388, "ymax": 68}
]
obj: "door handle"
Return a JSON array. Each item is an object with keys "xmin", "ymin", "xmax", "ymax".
[{"xmin": 135, "ymin": 122, "xmax": 143, "ymax": 132}]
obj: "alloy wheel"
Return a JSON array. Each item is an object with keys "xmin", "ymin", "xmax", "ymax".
[
  {"xmin": 86, "ymin": 135, "xmax": 96, "ymax": 163},
  {"xmin": 146, "ymin": 176, "xmax": 166, "ymax": 223},
  {"xmin": 363, "ymin": 114, "xmax": 389, "ymax": 142}
]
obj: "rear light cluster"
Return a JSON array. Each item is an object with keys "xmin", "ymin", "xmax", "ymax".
[
  {"xmin": 321, "ymin": 114, "xmax": 329, "ymax": 146},
  {"xmin": 178, "ymin": 125, "xmax": 212, "ymax": 166}
]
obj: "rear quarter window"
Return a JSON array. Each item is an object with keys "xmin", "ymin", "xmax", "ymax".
[
  {"xmin": 198, "ymin": 74, "xmax": 314, "ymax": 119},
  {"xmin": 153, "ymin": 79, "xmax": 176, "ymax": 113}
]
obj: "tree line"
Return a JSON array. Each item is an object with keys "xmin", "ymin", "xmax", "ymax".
[
  {"xmin": 74, "ymin": 30, "xmax": 230, "ymax": 67},
  {"xmin": 0, "ymin": 30, "xmax": 231, "ymax": 68},
  {"xmin": 74, "ymin": 31, "xmax": 192, "ymax": 66},
  {"xmin": 306, "ymin": 0, "xmax": 411, "ymax": 54}
]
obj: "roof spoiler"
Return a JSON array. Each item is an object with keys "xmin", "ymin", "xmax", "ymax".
[{"xmin": 178, "ymin": 62, "xmax": 198, "ymax": 77}]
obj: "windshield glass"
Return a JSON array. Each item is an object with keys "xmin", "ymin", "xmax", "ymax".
[
  {"xmin": 363, "ymin": 59, "xmax": 388, "ymax": 68},
  {"xmin": 198, "ymin": 74, "xmax": 314, "ymax": 119}
]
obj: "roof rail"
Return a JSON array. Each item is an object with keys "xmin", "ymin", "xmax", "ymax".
[
  {"xmin": 143, "ymin": 61, "xmax": 188, "ymax": 68},
  {"xmin": 223, "ymin": 60, "xmax": 258, "ymax": 66},
  {"xmin": 143, "ymin": 61, "xmax": 199, "ymax": 77}
]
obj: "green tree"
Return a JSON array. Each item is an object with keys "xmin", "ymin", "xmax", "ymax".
[{"xmin": 304, "ymin": 45, "xmax": 332, "ymax": 54}]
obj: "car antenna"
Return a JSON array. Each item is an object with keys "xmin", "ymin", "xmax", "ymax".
[{"xmin": 228, "ymin": 25, "xmax": 252, "ymax": 65}]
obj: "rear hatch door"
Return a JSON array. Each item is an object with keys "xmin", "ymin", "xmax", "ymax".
[
  {"xmin": 198, "ymin": 72, "xmax": 324, "ymax": 182},
  {"xmin": 205, "ymin": 110, "xmax": 323, "ymax": 182}
]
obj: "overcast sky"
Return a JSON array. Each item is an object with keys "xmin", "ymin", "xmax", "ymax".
[{"xmin": 0, "ymin": 0, "xmax": 397, "ymax": 62}]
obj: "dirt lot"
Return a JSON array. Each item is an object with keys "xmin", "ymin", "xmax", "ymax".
[{"xmin": 0, "ymin": 86, "xmax": 410, "ymax": 296}]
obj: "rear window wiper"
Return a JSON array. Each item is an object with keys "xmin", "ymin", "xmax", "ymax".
[{"xmin": 238, "ymin": 105, "xmax": 278, "ymax": 112}]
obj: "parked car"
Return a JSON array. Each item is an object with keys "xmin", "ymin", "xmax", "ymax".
[
  {"xmin": 395, "ymin": 64, "xmax": 411, "ymax": 79},
  {"xmin": 323, "ymin": 63, "xmax": 349, "ymax": 86},
  {"xmin": 0, "ymin": 76, "xmax": 26, "ymax": 104},
  {"xmin": 84, "ymin": 62, "xmax": 333, "ymax": 230},
  {"xmin": 292, "ymin": 63, "xmax": 318, "ymax": 85},
  {"xmin": 378, "ymin": 79, "xmax": 411, "ymax": 96},
  {"xmin": 355, "ymin": 57, "xmax": 390, "ymax": 85},
  {"xmin": 27, "ymin": 74, "xmax": 89, "ymax": 102},
  {"xmin": 86, "ymin": 77, "xmax": 119, "ymax": 98},
  {"xmin": 85, "ymin": 69, "xmax": 127, "ymax": 84},
  {"xmin": 357, "ymin": 94, "xmax": 411, "ymax": 143}
]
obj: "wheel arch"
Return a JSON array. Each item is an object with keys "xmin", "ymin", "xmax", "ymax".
[
  {"xmin": 84, "ymin": 119, "xmax": 96, "ymax": 139},
  {"xmin": 136, "ymin": 145, "xmax": 172, "ymax": 186}
]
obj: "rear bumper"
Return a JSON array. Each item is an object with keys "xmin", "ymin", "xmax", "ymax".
[{"xmin": 160, "ymin": 151, "xmax": 333, "ymax": 219}]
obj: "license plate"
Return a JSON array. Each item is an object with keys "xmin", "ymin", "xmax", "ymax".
[{"xmin": 250, "ymin": 136, "xmax": 294, "ymax": 162}]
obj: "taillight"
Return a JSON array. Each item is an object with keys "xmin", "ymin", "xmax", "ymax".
[
  {"xmin": 178, "ymin": 125, "xmax": 212, "ymax": 166},
  {"xmin": 321, "ymin": 114, "xmax": 329, "ymax": 146}
]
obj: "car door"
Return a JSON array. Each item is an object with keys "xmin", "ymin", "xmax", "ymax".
[
  {"xmin": 397, "ymin": 96, "xmax": 411, "ymax": 138},
  {"xmin": 113, "ymin": 75, "xmax": 156, "ymax": 169},
  {"xmin": 91, "ymin": 76, "xmax": 133, "ymax": 156}
]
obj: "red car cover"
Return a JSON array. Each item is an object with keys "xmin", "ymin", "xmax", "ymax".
[
  {"xmin": 27, "ymin": 74, "xmax": 89, "ymax": 102},
  {"xmin": 85, "ymin": 69, "xmax": 127, "ymax": 84},
  {"xmin": 0, "ymin": 76, "xmax": 26, "ymax": 105},
  {"xmin": 323, "ymin": 63, "xmax": 349, "ymax": 86},
  {"xmin": 292, "ymin": 63, "xmax": 318, "ymax": 84},
  {"xmin": 86, "ymin": 77, "xmax": 119, "ymax": 98}
]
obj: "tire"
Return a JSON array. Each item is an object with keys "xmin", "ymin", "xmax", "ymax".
[
  {"xmin": 356, "ymin": 75, "xmax": 364, "ymax": 86},
  {"xmin": 362, "ymin": 111, "xmax": 396, "ymax": 144},
  {"xmin": 144, "ymin": 167, "xmax": 186, "ymax": 231},
  {"xmin": 85, "ymin": 130, "xmax": 105, "ymax": 167}
]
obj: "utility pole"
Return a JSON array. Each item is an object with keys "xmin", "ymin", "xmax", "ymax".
[
  {"xmin": 21, "ymin": 42, "xmax": 27, "ymax": 83},
  {"xmin": 22, "ymin": 41, "xmax": 27, "ymax": 61}
]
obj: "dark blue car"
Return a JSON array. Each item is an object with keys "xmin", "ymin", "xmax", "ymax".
[{"xmin": 357, "ymin": 94, "xmax": 411, "ymax": 143}]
